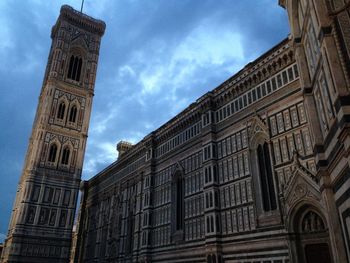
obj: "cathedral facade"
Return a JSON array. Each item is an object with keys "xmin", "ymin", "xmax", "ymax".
[
  {"xmin": 2, "ymin": 0, "xmax": 350, "ymax": 263},
  {"xmin": 72, "ymin": 1, "xmax": 350, "ymax": 263}
]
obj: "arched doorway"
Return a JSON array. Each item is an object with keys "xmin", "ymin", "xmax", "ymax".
[{"xmin": 293, "ymin": 207, "xmax": 333, "ymax": 263}]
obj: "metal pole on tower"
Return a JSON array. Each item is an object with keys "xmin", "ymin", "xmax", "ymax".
[{"xmin": 80, "ymin": 0, "xmax": 85, "ymax": 13}]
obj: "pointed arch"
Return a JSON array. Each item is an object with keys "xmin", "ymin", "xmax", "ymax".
[
  {"xmin": 68, "ymin": 104, "xmax": 78, "ymax": 123},
  {"xmin": 48, "ymin": 143, "xmax": 58, "ymax": 163},
  {"xmin": 67, "ymin": 55, "xmax": 83, "ymax": 82},
  {"xmin": 67, "ymin": 55, "xmax": 74, "ymax": 79},
  {"xmin": 249, "ymin": 115, "xmax": 277, "ymax": 213},
  {"xmin": 171, "ymin": 163, "xmax": 185, "ymax": 242},
  {"xmin": 57, "ymin": 101, "xmax": 66, "ymax": 120},
  {"xmin": 174, "ymin": 169, "xmax": 184, "ymax": 231},
  {"xmin": 248, "ymin": 115, "xmax": 269, "ymax": 150},
  {"xmin": 289, "ymin": 203, "xmax": 327, "ymax": 233},
  {"xmin": 67, "ymin": 99, "xmax": 81, "ymax": 126},
  {"xmin": 287, "ymin": 203, "xmax": 333, "ymax": 262},
  {"xmin": 66, "ymin": 47, "xmax": 86, "ymax": 83},
  {"xmin": 61, "ymin": 146, "xmax": 70, "ymax": 165},
  {"xmin": 56, "ymin": 96, "xmax": 69, "ymax": 122},
  {"xmin": 60, "ymin": 142, "xmax": 73, "ymax": 166},
  {"xmin": 257, "ymin": 142, "xmax": 277, "ymax": 211}
]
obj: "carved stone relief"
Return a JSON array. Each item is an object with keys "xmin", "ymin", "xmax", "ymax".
[{"xmin": 281, "ymin": 153, "xmax": 322, "ymax": 220}]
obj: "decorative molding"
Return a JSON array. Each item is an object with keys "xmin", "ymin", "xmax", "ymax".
[
  {"xmin": 281, "ymin": 151, "xmax": 321, "ymax": 221},
  {"xmin": 248, "ymin": 113, "xmax": 269, "ymax": 150}
]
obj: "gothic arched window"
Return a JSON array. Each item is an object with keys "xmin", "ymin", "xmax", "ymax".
[
  {"xmin": 57, "ymin": 102, "xmax": 66, "ymax": 120},
  {"xmin": 61, "ymin": 147, "xmax": 70, "ymax": 165},
  {"xmin": 48, "ymin": 144, "xmax": 58, "ymax": 162},
  {"xmin": 257, "ymin": 142, "xmax": 277, "ymax": 211},
  {"xmin": 176, "ymin": 174, "xmax": 184, "ymax": 230},
  {"xmin": 69, "ymin": 105, "xmax": 78, "ymax": 123},
  {"xmin": 67, "ymin": 55, "xmax": 83, "ymax": 82},
  {"xmin": 126, "ymin": 204, "xmax": 135, "ymax": 255}
]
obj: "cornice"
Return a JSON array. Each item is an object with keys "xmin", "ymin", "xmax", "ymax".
[
  {"xmin": 52, "ymin": 5, "xmax": 106, "ymax": 38},
  {"xmin": 212, "ymin": 39, "xmax": 295, "ymax": 108}
]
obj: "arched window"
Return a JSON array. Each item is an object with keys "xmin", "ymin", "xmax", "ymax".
[
  {"xmin": 67, "ymin": 55, "xmax": 83, "ymax": 82},
  {"xmin": 69, "ymin": 105, "xmax": 77, "ymax": 123},
  {"xmin": 176, "ymin": 174, "xmax": 183, "ymax": 230},
  {"xmin": 61, "ymin": 147, "xmax": 70, "ymax": 165},
  {"xmin": 257, "ymin": 142, "xmax": 277, "ymax": 211},
  {"xmin": 126, "ymin": 204, "xmax": 135, "ymax": 255},
  {"xmin": 48, "ymin": 144, "xmax": 58, "ymax": 162},
  {"xmin": 57, "ymin": 102, "xmax": 66, "ymax": 120},
  {"xmin": 68, "ymin": 55, "xmax": 74, "ymax": 79}
]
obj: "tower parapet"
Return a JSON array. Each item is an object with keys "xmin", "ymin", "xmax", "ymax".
[
  {"xmin": 52, "ymin": 5, "xmax": 105, "ymax": 38},
  {"xmin": 117, "ymin": 141, "xmax": 134, "ymax": 158}
]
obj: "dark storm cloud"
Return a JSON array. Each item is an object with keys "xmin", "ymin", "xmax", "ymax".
[{"xmin": 0, "ymin": 0, "xmax": 289, "ymax": 241}]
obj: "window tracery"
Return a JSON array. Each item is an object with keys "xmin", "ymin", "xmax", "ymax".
[
  {"xmin": 67, "ymin": 55, "xmax": 83, "ymax": 82},
  {"xmin": 48, "ymin": 144, "xmax": 58, "ymax": 163},
  {"xmin": 69, "ymin": 105, "xmax": 78, "ymax": 123},
  {"xmin": 176, "ymin": 173, "xmax": 183, "ymax": 230},
  {"xmin": 57, "ymin": 101, "xmax": 66, "ymax": 120},
  {"xmin": 61, "ymin": 146, "xmax": 70, "ymax": 165},
  {"xmin": 257, "ymin": 143, "xmax": 277, "ymax": 211}
]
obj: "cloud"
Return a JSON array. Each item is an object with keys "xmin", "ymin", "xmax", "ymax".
[
  {"xmin": 82, "ymin": 21, "xmax": 246, "ymax": 177},
  {"xmin": 83, "ymin": 141, "xmax": 117, "ymax": 176},
  {"xmin": 109, "ymin": 18, "xmax": 245, "ymax": 119},
  {"xmin": 138, "ymin": 21, "xmax": 244, "ymax": 95},
  {"xmin": 118, "ymin": 65, "xmax": 136, "ymax": 78},
  {"xmin": 174, "ymin": 22, "xmax": 244, "ymax": 66},
  {"xmin": 90, "ymin": 105, "xmax": 122, "ymax": 135}
]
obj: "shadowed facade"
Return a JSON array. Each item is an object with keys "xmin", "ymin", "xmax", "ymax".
[{"xmin": 73, "ymin": 1, "xmax": 350, "ymax": 262}]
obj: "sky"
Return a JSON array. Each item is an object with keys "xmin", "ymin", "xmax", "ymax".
[{"xmin": 0, "ymin": 0, "xmax": 289, "ymax": 242}]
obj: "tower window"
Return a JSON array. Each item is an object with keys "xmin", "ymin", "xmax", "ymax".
[
  {"xmin": 57, "ymin": 102, "xmax": 66, "ymax": 120},
  {"xmin": 48, "ymin": 144, "xmax": 58, "ymax": 162},
  {"xmin": 69, "ymin": 105, "xmax": 78, "ymax": 123},
  {"xmin": 67, "ymin": 55, "xmax": 83, "ymax": 82},
  {"xmin": 61, "ymin": 147, "xmax": 70, "ymax": 165}
]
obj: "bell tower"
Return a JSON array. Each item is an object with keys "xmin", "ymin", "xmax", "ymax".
[{"xmin": 1, "ymin": 5, "xmax": 105, "ymax": 262}]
